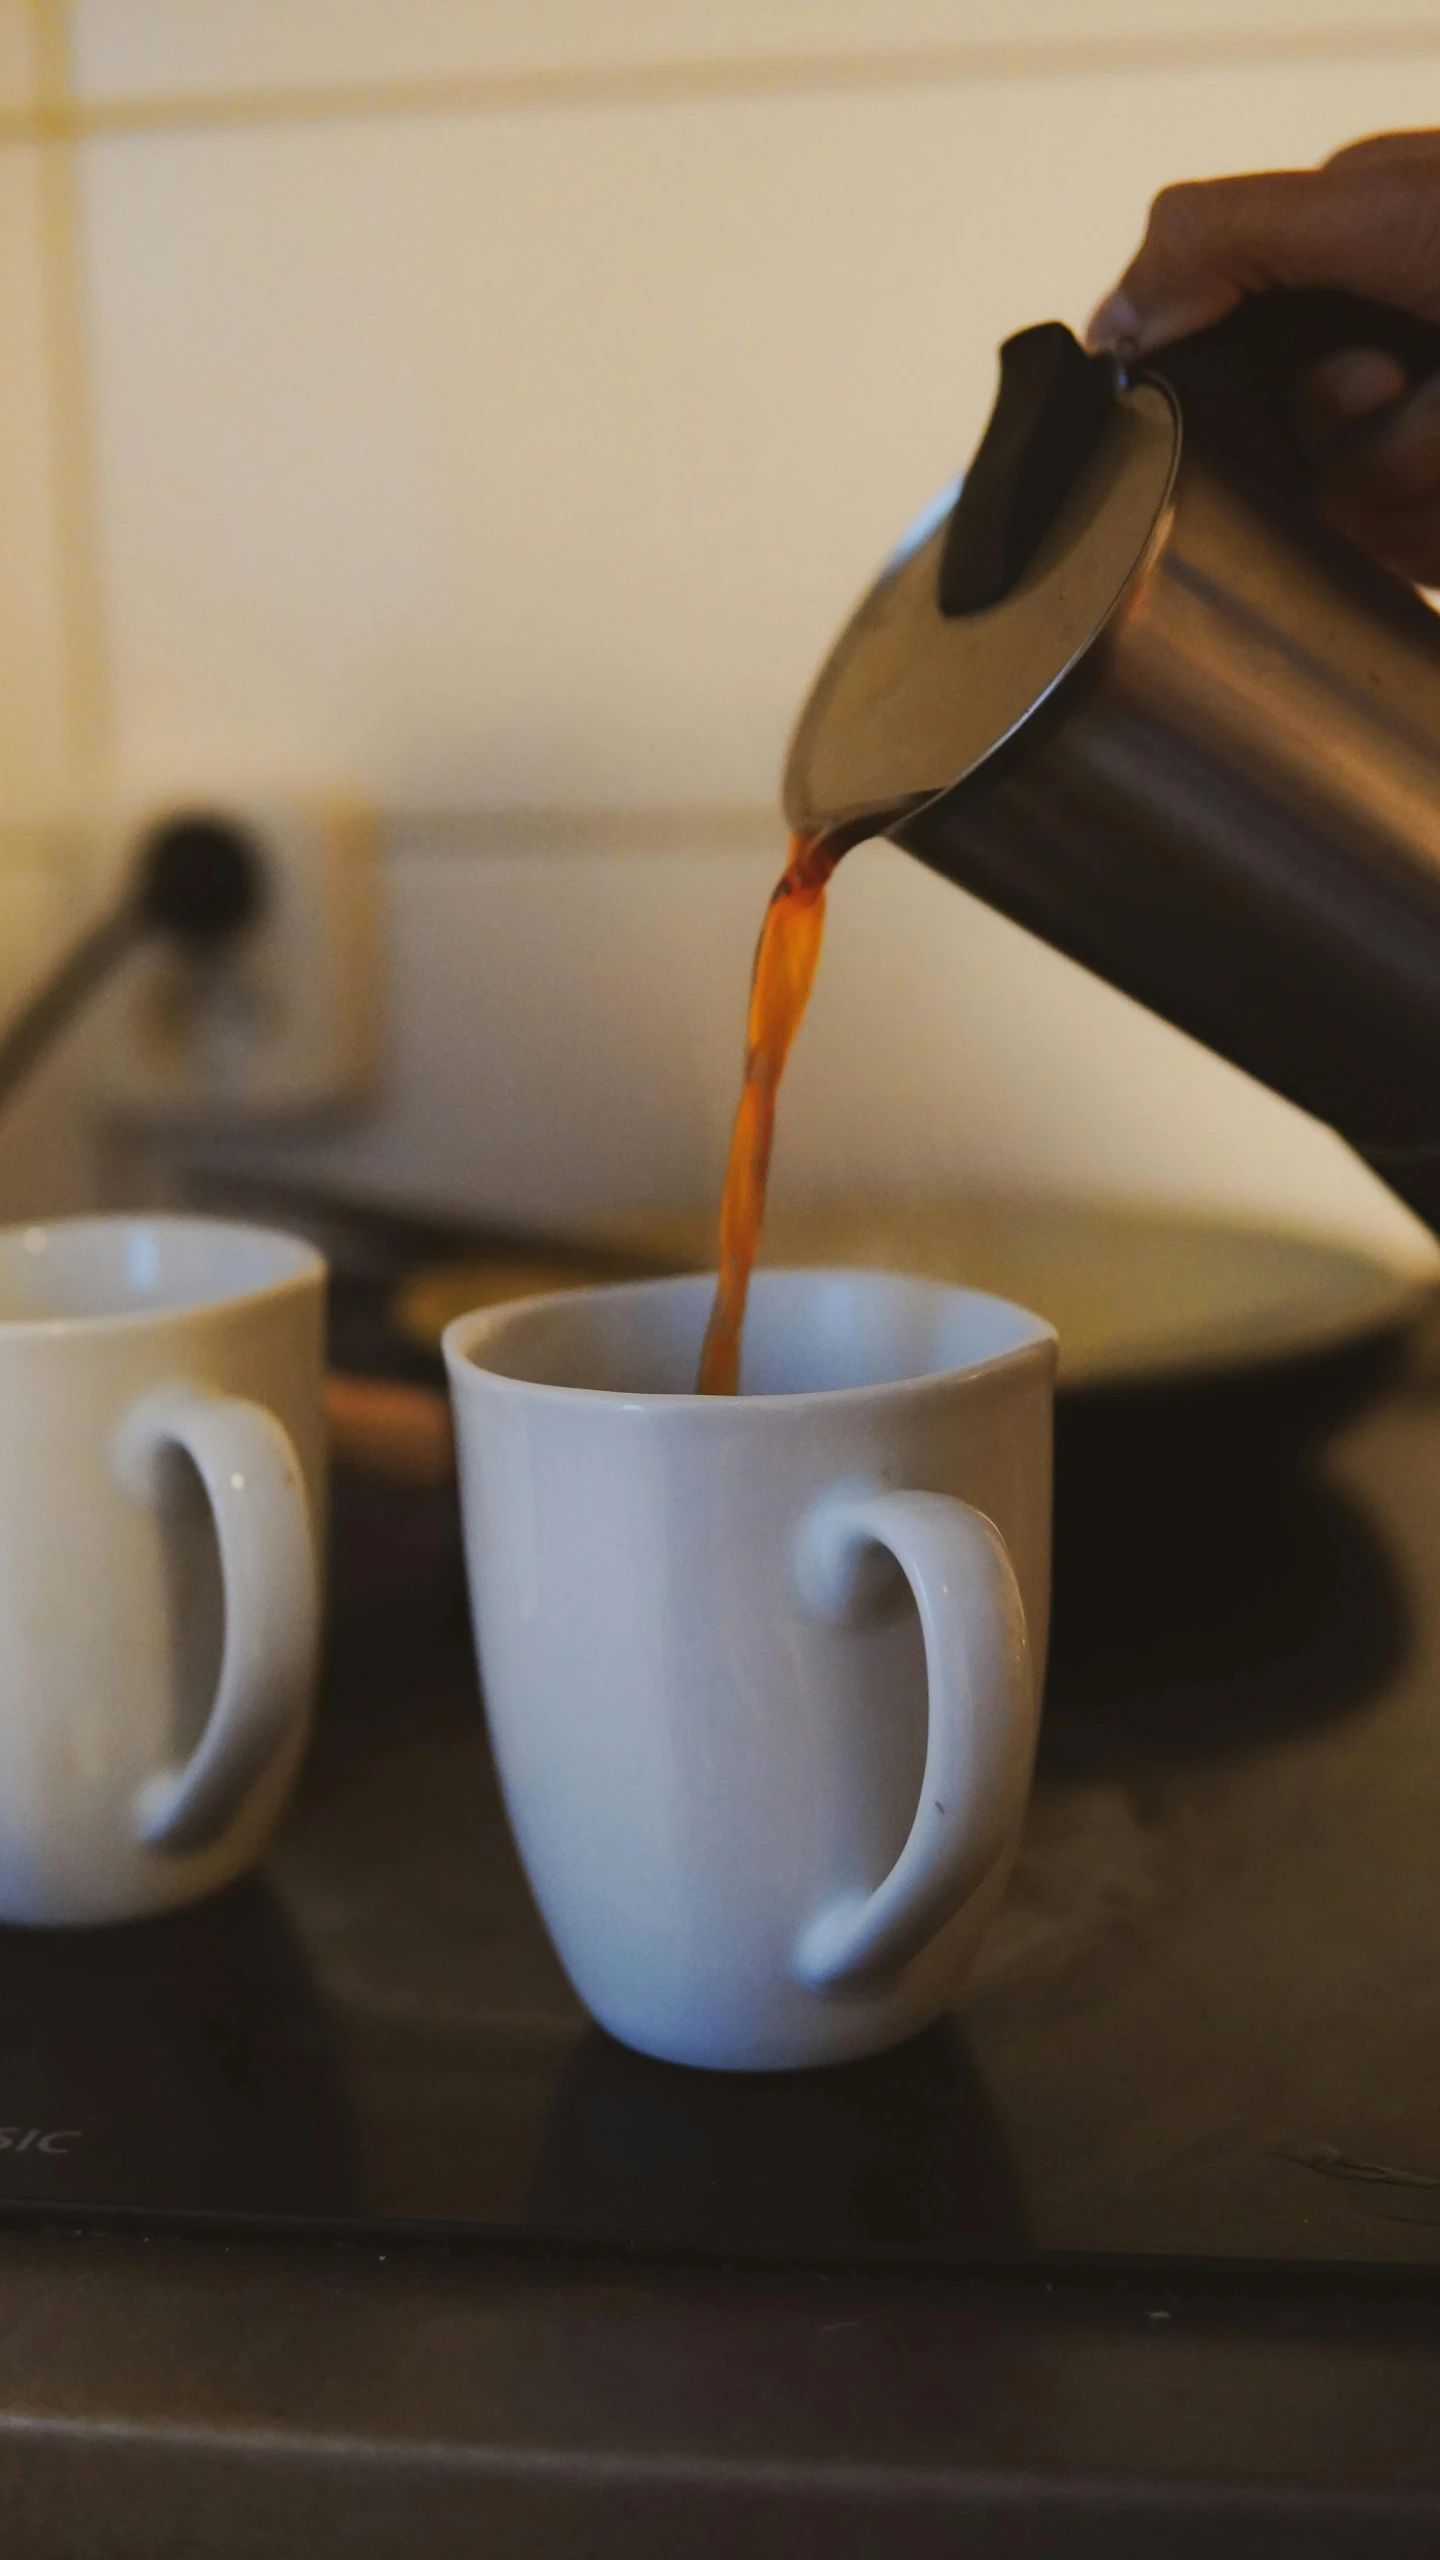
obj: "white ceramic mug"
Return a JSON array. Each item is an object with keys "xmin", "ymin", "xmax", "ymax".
[
  {"xmin": 445, "ymin": 1269, "xmax": 1054, "ymax": 2071},
  {"xmin": 0, "ymin": 1215, "xmax": 326, "ymax": 1926}
]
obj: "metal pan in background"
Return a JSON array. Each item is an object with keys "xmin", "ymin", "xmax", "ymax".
[{"xmin": 394, "ymin": 1195, "xmax": 1434, "ymax": 1404}]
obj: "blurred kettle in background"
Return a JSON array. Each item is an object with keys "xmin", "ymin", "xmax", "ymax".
[{"xmin": 785, "ymin": 289, "xmax": 1440, "ymax": 1237}]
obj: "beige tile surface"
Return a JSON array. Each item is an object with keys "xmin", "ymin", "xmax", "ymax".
[
  {"xmin": 39, "ymin": 7, "xmax": 1440, "ymax": 1257},
  {"xmin": 0, "ymin": 6, "xmax": 80, "ymax": 823},
  {"xmin": 0, "ymin": 139, "xmax": 74, "ymax": 818},
  {"xmin": 212, "ymin": 829, "xmax": 1435, "ymax": 1271},
  {"xmin": 76, "ymin": 50, "xmax": 1440, "ymax": 811},
  {"xmin": 67, "ymin": 0, "xmax": 1440, "ymax": 102},
  {"xmin": 0, "ymin": 0, "xmax": 35, "ymax": 113}
]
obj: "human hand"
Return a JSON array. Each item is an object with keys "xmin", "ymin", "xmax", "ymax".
[{"xmin": 1087, "ymin": 132, "xmax": 1440, "ymax": 582}]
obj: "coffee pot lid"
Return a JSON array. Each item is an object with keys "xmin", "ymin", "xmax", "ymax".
[{"xmin": 783, "ymin": 325, "xmax": 1179, "ymax": 840}]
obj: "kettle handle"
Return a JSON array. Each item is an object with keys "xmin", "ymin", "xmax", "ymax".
[{"xmin": 1144, "ymin": 286, "xmax": 1440, "ymax": 517}]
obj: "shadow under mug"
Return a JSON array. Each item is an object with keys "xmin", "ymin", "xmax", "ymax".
[
  {"xmin": 0, "ymin": 1215, "xmax": 326, "ymax": 1926},
  {"xmin": 446, "ymin": 1268, "xmax": 1054, "ymax": 2071}
]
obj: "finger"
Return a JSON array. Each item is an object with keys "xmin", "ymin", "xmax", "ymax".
[
  {"xmin": 1087, "ymin": 158, "xmax": 1440, "ymax": 353},
  {"xmin": 1299, "ymin": 348, "xmax": 1409, "ymax": 446},
  {"xmin": 1089, "ymin": 170, "xmax": 1328, "ymax": 349},
  {"xmin": 1320, "ymin": 367, "xmax": 1440, "ymax": 508},
  {"xmin": 1326, "ymin": 128, "xmax": 1440, "ymax": 172},
  {"xmin": 1312, "ymin": 368, "xmax": 1440, "ymax": 581}
]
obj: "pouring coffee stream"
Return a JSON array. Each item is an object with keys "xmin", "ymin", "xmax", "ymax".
[
  {"xmin": 757, "ymin": 288, "xmax": 1440, "ymax": 1269},
  {"xmin": 698, "ymin": 826, "xmax": 853, "ymax": 1395}
]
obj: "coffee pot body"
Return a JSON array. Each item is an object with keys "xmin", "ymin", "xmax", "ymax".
[{"xmin": 784, "ymin": 291, "xmax": 1440, "ymax": 1232}]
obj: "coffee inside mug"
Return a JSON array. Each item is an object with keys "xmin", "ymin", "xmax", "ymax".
[
  {"xmin": 463, "ymin": 1267, "xmax": 1048, "ymax": 1398},
  {"xmin": 0, "ymin": 1217, "xmax": 318, "ymax": 1325}
]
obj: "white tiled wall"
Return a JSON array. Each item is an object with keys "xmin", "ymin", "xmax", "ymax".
[
  {"xmin": 72, "ymin": 43, "xmax": 1440, "ymax": 811},
  {"xmin": 65, "ymin": 2, "xmax": 1440, "ymax": 97},
  {"xmin": 7, "ymin": 3, "xmax": 1440, "ymax": 1261},
  {"xmin": 237, "ymin": 824, "xmax": 1416, "ymax": 1248},
  {"xmin": 0, "ymin": 139, "xmax": 70, "ymax": 813}
]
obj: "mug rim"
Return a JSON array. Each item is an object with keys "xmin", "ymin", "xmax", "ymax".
[
  {"xmin": 0, "ymin": 1213, "xmax": 325, "ymax": 1339},
  {"xmin": 444, "ymin": 1265, "xmax": 1056, "ymax": 1413}
]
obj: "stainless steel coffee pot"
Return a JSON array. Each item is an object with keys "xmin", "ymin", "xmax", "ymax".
[{"xmin": 784, "ymin": 290, "xmax": 1440, "ymax": 1232}]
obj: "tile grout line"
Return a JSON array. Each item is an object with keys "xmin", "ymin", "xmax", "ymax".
[
  {"xmin": 30, "ymin": 0, "xmax": 110, "ymax": 806},
  {"xmin": 5, "ymin": 26, "xmax": 1440, "ymax": 146}
]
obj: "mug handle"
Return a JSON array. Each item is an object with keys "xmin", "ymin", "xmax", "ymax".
[
  {"xmin": 791, "ymin": 1486, "xmax": 1035, "ymax": 1993},
  {"xmin": 114, "ymin": 1389, "xmax": 320, "ymax": 1856}
]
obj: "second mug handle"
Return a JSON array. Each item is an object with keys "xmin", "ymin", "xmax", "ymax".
[
  {"xmin": 791, "ymin": 1485, "xmax": 1035, "ymax": 1994},
  {"xmin": 115, "ymin": 1388, "xmax": 320, "ymax": 1856}
]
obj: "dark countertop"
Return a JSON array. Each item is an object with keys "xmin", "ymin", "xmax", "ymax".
[
  {"xmin": 4, "ymin": 2229, "xmax": 1440, "ymax": 2558},
  {"xmin": 4, "ymin": 1314, "xmax": 1440, "ymax": 2553}
]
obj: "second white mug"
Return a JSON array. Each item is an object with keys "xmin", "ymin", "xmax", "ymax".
[{"xmin": 0, "ymin": 1215, "xmax": 326, "ymax": 1928}]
